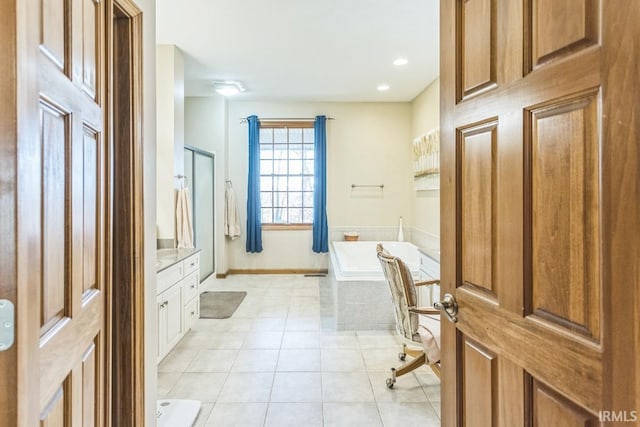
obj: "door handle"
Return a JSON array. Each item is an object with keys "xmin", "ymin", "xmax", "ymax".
[{"xmin": 434, "ymin": 293, "xmax": 458, "ymax": 323}]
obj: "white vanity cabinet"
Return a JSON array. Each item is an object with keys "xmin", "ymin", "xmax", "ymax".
[{"xmin": 156, "ymin": 250, "xmax": 201, "ymax": 362}]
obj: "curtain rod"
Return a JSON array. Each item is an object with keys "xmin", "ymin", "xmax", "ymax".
[{"xmin": 239, "ymin": 117, "xmax": 335, "ymax": 123}]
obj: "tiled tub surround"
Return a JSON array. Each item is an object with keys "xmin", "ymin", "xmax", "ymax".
[
  {"xmin": 409, "ymin": 228, "xmax": 440, "ymax": 262},
  {"xmin": 328, "ymin": 226, "xmax": 439, "ymax": 262},
  {"xmin": 159, "ymin": 274, "xmax": 441, "ymax": 427},
  {"xmin": 326, "ymin": 241, "xmax": 421, "ymax": 331}
]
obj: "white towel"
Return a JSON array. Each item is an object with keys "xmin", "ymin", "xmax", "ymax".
[
  {"xmin": 176, "ymin": 187, "xmax": 194, "ymax": 248},
  {"xmin": 224, "ymin": 186, "xmax": 241, "ymax": 240}
]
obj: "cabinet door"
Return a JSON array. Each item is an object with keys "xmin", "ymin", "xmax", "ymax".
[
  {"xmin": 165, "ymin": 284, "xmax": 183, "ymax": 350},
  {"xmin": 157, "ymin": 294, "xmax": 167, "ymax": 361}
]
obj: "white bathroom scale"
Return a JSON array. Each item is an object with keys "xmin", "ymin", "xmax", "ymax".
[{"xmin": 157, "ymin": 399, "xmax": 201, "ymax": 427}]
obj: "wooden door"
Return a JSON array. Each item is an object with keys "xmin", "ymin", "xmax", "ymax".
[
  {"xmin": 17, "ymin": 0, "xmax": 108, "ymax": 424},
  {"xmin": 1, "ymin": 0, "xmax": 145, "ymax": 423},
  {"xmin": 440, "ymin": 1, "xmax": 639, "ymax": 426}
]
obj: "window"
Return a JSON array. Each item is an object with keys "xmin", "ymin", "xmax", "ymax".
[{"xmin": 259, "ymin": 123, "xmax": 315, "ymax": 226}]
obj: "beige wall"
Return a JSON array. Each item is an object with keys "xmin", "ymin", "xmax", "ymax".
[
  {"xmin": 136, "ymin": 0, "xmax": 157, "ymax": 424},
  {"xmin": 155, "ymin": 45, "xmax": 184, "ymax": 240},
  {"xmin": 184, "ymin": 95, "xmax": 228, "ymax": 273},
  {"xmin": 410, "ymin": 78, "xmax": 440, "ymax": 238},
  {"xmin": 182, "ymin": 88, "xmax": 440, "ymax": 273},
  {"xmin": 224, "ymin": 101, "xmax": 413, "ymax": 270}
]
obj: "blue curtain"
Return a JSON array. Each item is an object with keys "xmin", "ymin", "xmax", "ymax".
[
  {"xmin": 312, "ymin": 115, "xmax": 329, "ymax": 253},
  {"xmin": 246, "ymin": 115, "xmax": 263, "ymax": 253}
]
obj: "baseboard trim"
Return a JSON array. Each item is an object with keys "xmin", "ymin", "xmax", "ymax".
[
  {"xmin": 226, "ymin": 268, "xmax": 328, "ymax": 276},
  {"xmin": 215, "ymin": 272, "xmax": 228, "ymax": 279}
]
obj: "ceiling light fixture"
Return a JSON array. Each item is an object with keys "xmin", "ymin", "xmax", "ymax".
[
  {"xmin": 211, "ymin": 80, "xmax": 246, "ymax": 96},
  {"xmin": 393, "ymin": 58, "xmax": 408, "ymax": 66},
  {"xmin": 377, "ymin": 84, "xmax": 390, "ymax": 91}
]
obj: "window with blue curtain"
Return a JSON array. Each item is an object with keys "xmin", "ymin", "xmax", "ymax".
[
  {"xmin": 246, "ymin": 115, "xmax": 263, "ymax": 253},
  {"xmin": 259, "ymin": 123, "xmax": 315, "ymax": 225},
  {"xmin": 312, "ymin": 115, "xmax": 328, "ymax": 253}
]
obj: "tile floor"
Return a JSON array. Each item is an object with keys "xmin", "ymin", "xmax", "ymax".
[{"xmin": 158, "ymin": 275, "xmax": 441, "ymax": 427}]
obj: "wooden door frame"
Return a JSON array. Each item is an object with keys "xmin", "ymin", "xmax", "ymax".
[
  {"xmin": 439, "ymin": 1, "xmax": 458, "ymax": 423},
  {"xmin": 600, "ymin": 4, "xmax": 640, "ymax": 417},
  {"xmin": 107, "ymin": 0, "xmax": 146, "ymax": 425}
]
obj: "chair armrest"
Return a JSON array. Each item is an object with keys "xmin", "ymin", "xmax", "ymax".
[
  {"xmin": 414, "ymin": 279, "xmax": 440, "ymax": 287},
  {"xmin": 409, "ymin": 307, "xmax": 440, "ymax": 315}
]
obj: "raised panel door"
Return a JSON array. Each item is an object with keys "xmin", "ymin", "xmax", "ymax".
[
  {"xmin": 440, "ymin": 1, "xmax": 638, "ymax": 425},
  {"xmin": 30, "ymin": 0, "xmax": 107, "ymax": 423}
]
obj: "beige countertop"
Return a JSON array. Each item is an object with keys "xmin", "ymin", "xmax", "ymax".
[{"xmin": 157, "ymin": 248, "xmax": 201, "ymax": 272}]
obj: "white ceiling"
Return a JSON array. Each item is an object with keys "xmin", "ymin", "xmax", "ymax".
[{"xmin": 156, "ymin": 0, "xmax": 440, "ymax": 102}]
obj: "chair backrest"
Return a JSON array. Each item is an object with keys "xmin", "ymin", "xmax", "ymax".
[{"xmin": 376, "ymin": 243, "xmax": 419, "ymax": 341}]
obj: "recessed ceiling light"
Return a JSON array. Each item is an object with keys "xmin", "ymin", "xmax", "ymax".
[
  {"xmin": 393, "ymin": 58, "xmax": 408, "ymax": 66},
  {"xmin": 211, "ymin": 80, "xmax": 246, "ymax": 96},
  {"xmin": 377, "ymin": 84, "xmax": 390, "ymax": 91}
]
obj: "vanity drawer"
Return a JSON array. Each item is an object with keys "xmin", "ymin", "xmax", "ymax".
[
  {"xmin": 181, "ymin": 271, "xmax": 200, "ymax": 303},
  {"xmin": 157, "ymin": 262, "xmax": 184, "ymax": 294},
  {"xmin": 183, "ymin": 253, "xmax": 200, "ymax": 276}
]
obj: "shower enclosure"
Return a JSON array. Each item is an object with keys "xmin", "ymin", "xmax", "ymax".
[{"xmin": 184, "ymin": 146, "xmax": 215, "ymax": 280}]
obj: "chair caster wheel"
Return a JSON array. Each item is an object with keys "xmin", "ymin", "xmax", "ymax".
[
  {"xmin": 386, "ymin": 378, "xmax": 395, "ymax": 389},
  {"xmin": 398, "ymin": 352, "xmax": 406, "ymax": 361}
]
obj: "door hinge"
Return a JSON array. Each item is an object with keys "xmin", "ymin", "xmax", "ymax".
[{"xmin": 0, "ymin": 300, "xmax": 15, "ymax": 351}]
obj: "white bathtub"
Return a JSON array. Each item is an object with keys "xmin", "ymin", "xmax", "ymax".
[
  {"xmin": 323, "ymin": 240, "xmax": 421, "ymax": 330},
  {"xmin": 331, "ymin": 240, "xmax": 420, "ymax": 281}
]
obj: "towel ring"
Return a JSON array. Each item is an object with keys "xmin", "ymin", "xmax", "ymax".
[{"xmin": 175, "ymin": 175, "xmax": 189, "ymax": 187}]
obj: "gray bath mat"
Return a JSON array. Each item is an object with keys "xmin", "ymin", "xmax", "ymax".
[{"xmin": 200, "ymin": 291, "xmax": 247, "ymax": 319}]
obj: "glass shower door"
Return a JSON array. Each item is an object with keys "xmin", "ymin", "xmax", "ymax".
[{"xmin": 185, "ymin": 146, "xmax": 215, "ymax": 281}]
